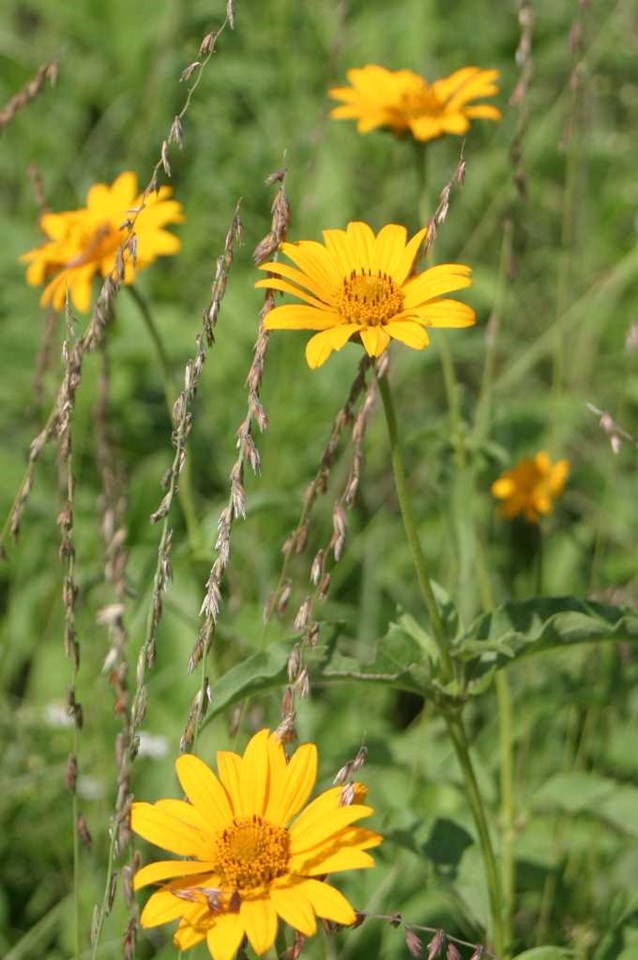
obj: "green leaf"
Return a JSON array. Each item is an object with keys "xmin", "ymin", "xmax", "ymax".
[
  {"xmin": 512, "ymin": 949, "xmax": 574, "ymax": 960},
  {"xmin": 531, "ymin": 772, "xmax": 617, "ymax": 814},
  {"xmin": 205, "ymin": 643, "xmax": 293, "ymax": 721},
  {"xmin": 531, "ymin": 772, "xmax": 638, "ymax": 837},
  {"xmin": 452, "ymin": 597, "xmax": 638, "ymax": 685},
  {"xmin": 320, "ymin": 618, "xmax": 434, "ymax": 696}
]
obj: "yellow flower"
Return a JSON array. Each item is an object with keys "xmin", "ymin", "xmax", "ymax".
[
  {"xmin": 255, "ymin": 220, "xmax": 475, "ymax": 368},
  {"xmin": 20, "ymin": 171, "xmax": 184, "ymax": 312},
  {"xmin": 131, "ymin": 729, "xmax": 381, "ymax": 960},
  {"xmin": 491, "ymin": 452, "xmax": 570, "ymax": 523},
  {"xmin": 329, "ymin": 65, "xmax": 501, "ymax": 142}
]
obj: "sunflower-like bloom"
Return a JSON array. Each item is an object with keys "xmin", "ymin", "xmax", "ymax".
[
  {"xmin": 491, "ymin": 452, "xmax": 570, "ymax": 523},
  {"xmin": 20, "ymin": 171, "xmax": 184, "ymax": 312},
  {"xmin": 255, "ymin": 220, "xmax": 475, "ymax": 368},
  {"xmin": 131, "ymin": 729, "xmax": 381, "ymax": 960},
  {"xmin": 329, "ymin": 65, "xmax": 501, "ymax": 142}
]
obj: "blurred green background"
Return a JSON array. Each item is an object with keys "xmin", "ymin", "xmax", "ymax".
[{"xmin": 2, "ymin": 0, "xmax": 638, "ymax": 958}]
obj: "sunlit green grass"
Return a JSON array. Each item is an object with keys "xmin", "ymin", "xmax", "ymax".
[{"xmin": 2, "ymin": 0, "xmax": 638, "ymax": 958}]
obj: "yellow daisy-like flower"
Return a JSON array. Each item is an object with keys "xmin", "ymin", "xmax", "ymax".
[
  {"xmin": 20, "ymin": 171, "xmax": 184, "ymax": 312},
  {"xmin": 255, "ymin": 221, "xmax": 475, "ymax": 368},
  {"xmin": 491, "ymin": 451, "xmax": 570, "ymax": 523},
  {"xmin": 329, "ymin": 65, "xmax": 501, "ymax": 142},
  {"xmin": 131, "ymin": 729, "xmax": 381, "ymax": 960}
]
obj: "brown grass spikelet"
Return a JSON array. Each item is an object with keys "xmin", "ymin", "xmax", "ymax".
[
  {"xmin": 427, "ymin": 929, "xmax": 447, "ymax": 960},
  {"xmin": 0, "ymin": 61, "xmax": 58, "ymax": 131},
  {"xmin": 187, "ymin": 172, "xmax": 289, "ymax": 690},
  {"xmin": 405, "ymin": 927, "xmax": 424, "ymax": 958}
]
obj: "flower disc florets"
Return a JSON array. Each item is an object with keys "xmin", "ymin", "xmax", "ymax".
[
  {"xmin": 338, "ymin": 270, "xmax": 404, "ymax": 326},
  {"xmin": 215, "ymin": 816, "xmax": 290, "ymax": 891}
]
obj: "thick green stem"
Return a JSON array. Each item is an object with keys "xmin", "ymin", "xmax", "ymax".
[
  {"xmin": 127, "ymin": 285, "xmax": 202, "ymax": 551},
  {"xmin": 377, "ymin": 368, "xmax": 504, "ymax": 954}
]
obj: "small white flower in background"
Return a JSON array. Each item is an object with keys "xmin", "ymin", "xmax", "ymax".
[{"xmin": 137, "ymin": 732, "xmax": 169, "ymax": 759}]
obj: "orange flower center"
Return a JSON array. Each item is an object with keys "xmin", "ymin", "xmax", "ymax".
[
  {"xmin": 396, "ymin": 85, "xmax": 442, "ymax": 119},
  {"xmin": 214, "ymin": 816, "xmax": 290, "ymax": 891},
  {"xmin": 64, "ymin": 222, "xmax": 122, "ymax": 269},
  {"xmin": 338, "ymin": 269, "xmax": 404, "ymax": 326}
]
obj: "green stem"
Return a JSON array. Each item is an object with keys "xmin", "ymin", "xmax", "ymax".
[
  {"xmin": 447, "ymin": 716, "xmax": 505, "ymax": 956},
  {"xmin": 496, "ymin": 671, "xmax": 515, "ymax": 954},
  {"xmin": 475, "ymin": 534, "xmax": 515, "ymax": 957},
  {"xmin": 377, "ymin": 368, "xmax": 504, "ymax": 954},
  {"xmin": 438, "ymin": 332, "xmax": 467, "ymax": 471},
  {"xmin": 127, "ymin": 285, "xmax": 202, "ymax": 551},
  {"xmin": 376, "ymin": 370, "xmax": 452, "ymax": 681},
  {"xmin": 412, "ymin": 141, "xmax": 431, "ymax": 227},
  {"xmin": 535, "ymin": 525, "xmax": 544, "ymax": 596}
]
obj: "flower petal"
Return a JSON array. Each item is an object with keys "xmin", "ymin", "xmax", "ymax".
[
  {"xmin": 293, "ymin": 879, "xmax": 357, "ymax": 926},
  {"xmin": 270, "ymin": 880, "xmax": 318, "ymax": 936},
  {"xmin": 206, "ymin": 912, "xmax": 246, "ymax": 960},
  {"xmin": 266, "ymin": 742, "xmax": 317, "ymax": 826},
  {"xmin": 359, "ymin": 326, "xmax": 390, "ymax": 357},
  {"xmin": 373, "ymin": 223, "xmax": 408, "ymax": 279},
  {"xmin": 290, "ymin": 800, "xmax": 374, "ymax": 853},
  {"xmin": 402, "ymin": 264, "xmax": 472, "ymax": 308},
  {"xmin": 175, "ymin": 753, "xmax": 233, "ymax": 828},
  {"xmin": 255, "ymin": 259, "xmax": 332, "ymax": 302},
  {"xmin": 264, "ymin": 303, "xmax": 341, "ymax": 331},
  {"xmin": 384, "ymin": 320, "xmax": 430, "ymax": 349},
  {"xmin": 239, "ymin": 729, "xmax": 271, "ymax": 816},
  {"xmin": 254, "ymin": 277, "xmax": 328, "ymax": 309},
  {"xmin": 134, "ymin": 859, "xmax": 219, "ymax": 890},
  {"xmin": 140, "ymin": 888, "xmax": 190, "ymax": 928},
  {"xmin": 174, "ymin": 918, "xmax": 208, "ymax": 950},
  {"xmin": 305, "ymin": 325, "xmax": 360, "ymax": 368},
  {"xmin": 412, "ymin": 298, "xmax": 476, "ymax": 327},
  {"xmin": 131, "ymin": 801, "xmax": 208, "ymax": 857},
  {"xmin": 241, "ymin": 896, "xmax": 278, "ymax": 956},
  {"xmin": 216, "ymin": 749, "xmax": 244, "ymax": 815}
]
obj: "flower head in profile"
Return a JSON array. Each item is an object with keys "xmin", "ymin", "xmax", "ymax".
[
  {"xmin": 20, "ymin": 171, "xmax": 184, "ymax": 312},
  {"xmin": 329, "ymin": 65, "xmax": 500, "ymax": 143},
  {"xmin": 132, "ymin": 729, "xmax": 381, "ymax": 960},
  {"xmin": 255, "ymin": 221, "xmax": 475, "ymax": 368},
  {"xmin": 491, "ymin": 452, "xmax": 570, "ymax": 523}
]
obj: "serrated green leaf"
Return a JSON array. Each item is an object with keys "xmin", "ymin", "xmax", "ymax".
[{"xmin": 453, "ymin": 597, "xmax": 638, "ymax": 685}]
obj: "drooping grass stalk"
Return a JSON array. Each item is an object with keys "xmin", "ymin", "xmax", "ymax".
[
  {"xmin": 377, "ymin": 368, "xmax": 504, "ymax": 954},
  {"xmin": 127, "ymin": 284, "xmax": 202, "ymax": 551}
]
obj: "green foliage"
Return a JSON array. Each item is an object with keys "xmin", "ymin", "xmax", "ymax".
[{"xmin": 1, "ymin": 0, "xmax": 638, "ymax": 959}]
